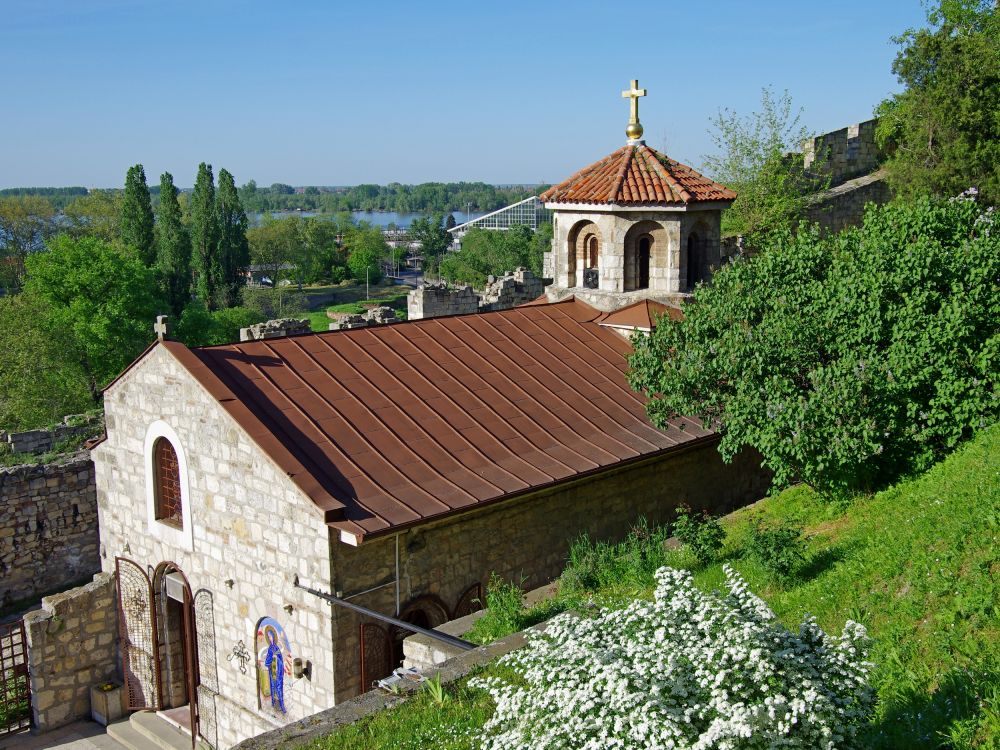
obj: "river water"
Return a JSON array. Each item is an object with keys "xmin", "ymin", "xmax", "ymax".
[{"xmin": 255, "ymin": 209, "xmax": 485, "ymax": 229}]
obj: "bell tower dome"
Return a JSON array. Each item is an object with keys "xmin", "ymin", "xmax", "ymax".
[{"xmin": 541, "ymin": 80, "xmax": 737, "ymax": 313}]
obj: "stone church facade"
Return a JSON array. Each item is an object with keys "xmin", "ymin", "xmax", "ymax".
[{"xmin": 91, "ymin": 82, "xmax": 766, "ymax": 749}]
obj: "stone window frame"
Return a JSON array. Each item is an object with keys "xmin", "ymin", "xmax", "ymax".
[{"xmin": 144, "ymin": 420, "xmax": 194, "ymax": 552}]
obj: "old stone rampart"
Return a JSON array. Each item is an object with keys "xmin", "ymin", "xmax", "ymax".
[
  {"xmin": 23, "ymin": 572, "xmax": 119, "ymax": 732},
  {"xmin": 802, "ymin": 119, "xmax": 883, "ymax": 186},
  {"xmin": 805, "ymin": 169, "xmax": 892, "ymax": 234},
  {"xmin": 407, "ymin": 268, "xmax": 544, "ymax": 320},
  {"xmin": 1, "ymin": 413, "xmax": 102, "ymax": 455},
  {"xmin": 0, "ymin": 452, "xmax": 100, "ymax": 608}
]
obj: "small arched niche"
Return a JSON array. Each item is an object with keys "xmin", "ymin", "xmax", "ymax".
[
  {"xmin": 566, "ymin": 220, "xmax": 601, "ymax": 289},
  {"xmin": 624, "ymin": 220, "xmax": 667, "ymax": 292},
  {"xmin": 686, "ymin": 220, "xmax": 712, "ymax": 291}
]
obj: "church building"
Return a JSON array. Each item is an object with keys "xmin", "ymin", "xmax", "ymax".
[{"xmin": 92, "ymin": 82, "xmax": 766, "ymax": 749}]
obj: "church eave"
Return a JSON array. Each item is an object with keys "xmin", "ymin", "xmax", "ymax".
[
  {"xmin": 543, "ymin": 199, "xmax": 734, "ymax": 213},
  {"xmin": 329, "ymin": 432, "xmax": 722, "ymax": 545}
]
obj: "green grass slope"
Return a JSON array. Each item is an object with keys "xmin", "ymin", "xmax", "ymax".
[
  {"xmin": 315, "ymin": 424, "xmax": 1000, "ymax": 749},
  {"xmin": 701, "ymin": 423, "xmax": 1000, "ymax": 748}
]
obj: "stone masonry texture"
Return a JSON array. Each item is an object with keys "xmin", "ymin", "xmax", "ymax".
[
  {"xmin": 94, "ymin": 344, "xmax": 337, "ymax": 749},
  {"xmin": 23, "ymin": 572, "xmax": 118, "ymax": 732},
  {"xmin": 93, "ymin": 343, "xmax": 770, "ymax": 747},
  {"xmin": 328, "ymin": 443, "xmax": 770, "ymax": 701},
  {"xmin": 0, "ymin": 453, "xmax": 100, "ymax": 608}
]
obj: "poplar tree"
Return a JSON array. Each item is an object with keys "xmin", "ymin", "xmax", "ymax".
[
  {"xmin": 190, "ymin": 163, "xmax": 221, "ymax": 307},
  {"xmin": 155, "ymin": 172, "xmax": 192, "ymax": 315},
  {"xmin": 216, "ymin": 168, "xmax": 250, "ymax": 308},
  {"xmin": 120, "ymin": 164, "xmax": 156, "ymax": 265}
]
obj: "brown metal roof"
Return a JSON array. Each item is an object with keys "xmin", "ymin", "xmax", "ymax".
[
  {"xmin": 595, "ymin": 300, "xmax": 683, "ymax": 331},
  {"xmin": 540, "ymin": 144, "xmax": 737, "ymax": 206},
  {"xmin": 153, "ymin": 299, "xmax": 713, "ymax": 542}
]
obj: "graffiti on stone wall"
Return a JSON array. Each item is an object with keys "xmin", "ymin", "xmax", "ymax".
[{"xmin": 255, "ymin": 617, "xmax": 292, "ymax": 715}]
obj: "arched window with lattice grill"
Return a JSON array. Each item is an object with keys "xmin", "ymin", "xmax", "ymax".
[{"xmin": 153, "ymin": 437, "xmax": 183, "ymax": 527}]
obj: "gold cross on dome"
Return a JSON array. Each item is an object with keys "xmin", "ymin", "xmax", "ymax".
[{"xmin": 621, "ymin": 79, "xmax": 647, "ymax": 125}]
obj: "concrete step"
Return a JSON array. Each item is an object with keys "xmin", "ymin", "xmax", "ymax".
[
  {"xmin": 107, "ymin": 718, "xmax": 158, "ymax": 750},
  {"xmin": 130, "ymin": 711, "xmax": 194, "ymax": 750}
]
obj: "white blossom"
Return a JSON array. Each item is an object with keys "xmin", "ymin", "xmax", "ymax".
[{"xmin": 471, "ymin": 566, "xmax": 874, "ymax": 749}]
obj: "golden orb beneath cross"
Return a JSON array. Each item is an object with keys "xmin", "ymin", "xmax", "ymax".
[{"xmin": 626, "ymin": 121, "xmax": 644, "ymax": 140}]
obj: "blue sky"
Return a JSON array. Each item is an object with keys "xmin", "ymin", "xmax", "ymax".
[{"xmin": 1, "ymin": 0, "xmax": 928, "ymax": 189}]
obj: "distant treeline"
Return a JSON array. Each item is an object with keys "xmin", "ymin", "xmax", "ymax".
[
  {"xmin": 0, "ymin": 186, "xmax": 88, "ymax": 209},
  {"xmin": 236, "ymin": 180, "xmax": 546, "ymax": 215},
  {"xmin": 2, "ymin": 181, "xmax": 547, "ymax": 216}
]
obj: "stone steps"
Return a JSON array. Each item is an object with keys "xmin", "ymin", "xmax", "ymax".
[{"xmin": 107, "ymin": 711, "xmax": 207, "ymax": 750}]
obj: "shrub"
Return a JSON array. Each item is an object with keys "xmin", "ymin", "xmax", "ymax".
[
  {"xmin": 473, "ymin": 566, "xmax": 873, "ymax": 749},
  {"xmin": 560, "ymin": 517, "xmax": 672, "ymax": 594},
  {"xmin": 467, "ymin": 573, "xmax": 525, "ymax": 644},
  {"xmin": 629, "ymin": 194, "xmax": 1000, "ymax": 493},
  {"xmin": 672, "ymin": 504, "xmax": 725, "ymax": 564},
  {"xmin": 744, "ymin": 519, "xmax": 807, "ymax": 580}
]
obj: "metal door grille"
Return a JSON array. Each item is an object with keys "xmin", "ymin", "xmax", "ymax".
[
  {"xmin": 0, "ymin": 620, "xmax": 30, "ymax": 736},
  {"xmin": 116, "ymin": 557, "xmax": 161, "ymax": 710}
]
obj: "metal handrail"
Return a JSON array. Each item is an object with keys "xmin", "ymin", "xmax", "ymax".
[{"xmin": 294, "ymin": 580, "xmax": 476, "ymax": 651}]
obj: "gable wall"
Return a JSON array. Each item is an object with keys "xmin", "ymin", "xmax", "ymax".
[
  {"xmin": 328, "ymin": 441, "xmax": 769, "ymax": 701},
  {"xmin": 93, "ymin": 345, "xmax": 335, "ymax": 749}
]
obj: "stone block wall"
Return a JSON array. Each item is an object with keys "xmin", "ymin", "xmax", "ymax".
[
  {"xmin": 240, "ymin": 318, "xmax": 311, "ymax": 342},
  {"xmin": 478, "ymin": 268, "xmax": 545, "ymax": 311},
  {"xmin": 802, "ymin": 119, "xmax": 882, "ymax": 186},
  {"xmin": 1, "ymin": 413, "xmax": 103, "ymax": 455},
  {"xmin": 407, "ymin": 269, "xmax": 547, "ymax": 321},
  {"xmin": 23, "ymin": 572, "xmax": 118, "ymax": 732},
  {"xmin": 0, "ymin": 453, "xmax": 99, "ymax": 608},
  {"xmin": 407, "ymin": 282, "xmax": 479, "ymax": 320},
  {"xmin": 94, "ymin": 344, "xmax": 336, "ymax": 749},
  {"xmin": 805, "ymin": 171, "xmax": 892, "ymax": 234},
  {"xmin": 328, "ymin": 442, "xmax": 770, "ymax": 700}
]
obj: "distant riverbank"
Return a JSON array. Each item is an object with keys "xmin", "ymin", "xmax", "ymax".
[{"xmin": 253, "ymin": 209, "xmax": 485, "ymax": 229}]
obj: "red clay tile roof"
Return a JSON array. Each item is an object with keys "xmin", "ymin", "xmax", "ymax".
[
  {"xmin": 142, "ymin": 299, "xmax": 714, "ymax": 542},
  {"xmin": 595, "ymin": 300, "xmax": 683, "ymax": 330},
  {"xmin": 540, "ymin": 145, "xmax": 737, "ymax": 206}
]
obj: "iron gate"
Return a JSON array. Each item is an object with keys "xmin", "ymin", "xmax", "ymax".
[
  {"xmin": 116, "ymin": 557, "xmax": 162, "ymax": 710},
  {"xmin": 0, "ymin": 620, "xmax": 30, "ymax": 736}
]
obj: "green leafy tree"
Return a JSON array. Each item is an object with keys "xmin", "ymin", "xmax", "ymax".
[
  {"xmin": 247, "ymin": 215, "xmax": 304, "ymax": 287},
  {"xmin": 191, "ymin": 163, "xmax": 221, "ymax": 307},
  {"xmin": 702, "ymin": 88, "xmax": 812, "ymax": 241},
  {"xmin": 344, "ymin": 225, "xmax": 386, "ymax": 284},
  {"xmin": 216, "ymin": 168, "xmax": 251, "ymax": 307},
  {"xmin": 628, "ymin": 195, "xmax": 1000, "ymax": 493},
  {"xmin": 0, "ymin": 195, "xmax": 56, "ymax": 291},
  {"xmin": 156, "ymin": 172, "xmax": 192, "ymax": 315},
  {"xmin": 875, "ymin": 1, "xmax": 1000, "ymax": 203},
  {"xmin": 23, "ymin": 235, "xmax": 162, "ymax": 403},
  {"xmin": 439, "ymin": 225, "xmax": 536, "ymax": 285},
  {"xmin": 409, "ymin": 214, "xmax": 451, "ymax": 268},
  {"xmin": 174, "ymin": 301, "xmax": 261, "ymax": 347},
  {"xmin": 63, "ymin": 190, "xmax": 121, "ymax": 242},
  {"xmin": 301, "ymin": 218, "xmax": 347, "ymax": 283},
  {"xmin": 0, "ymin": 294, "xmax": 92, "ymax": 431},
  {"xmin": 120, "ymin": 164, "xmax": 156, "ymax": 265}
]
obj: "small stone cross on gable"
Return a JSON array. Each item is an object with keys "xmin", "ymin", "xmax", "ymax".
[{"xmin": 154, "ymin": 315, "xmax": 170, "ymax": 341}]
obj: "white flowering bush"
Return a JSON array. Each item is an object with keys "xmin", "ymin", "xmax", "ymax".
[{"xmin": 472, "ymin": 566, "xmax": 873, "ymax": 749}]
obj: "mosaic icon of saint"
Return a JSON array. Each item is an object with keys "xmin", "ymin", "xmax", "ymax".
[{"xmin": 263, "ymin": 626, "xmax": 286, "ymax": 713}]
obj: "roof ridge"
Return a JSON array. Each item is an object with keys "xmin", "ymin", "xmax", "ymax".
[
  {"xmin": 640, "ymin": 145, "xmax": 692, "ymax": 203},
  {"xmin": 608, "ymin": 145, "xmax": 635, "ymax": 203}
]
